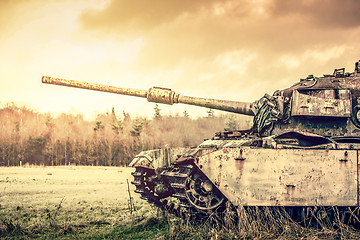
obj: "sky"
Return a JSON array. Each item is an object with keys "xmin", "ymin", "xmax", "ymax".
[{"xmin": 1, "ymin": 0, "xmax": 360, "ymax": 119}]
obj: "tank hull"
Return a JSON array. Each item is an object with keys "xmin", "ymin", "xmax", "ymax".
[
  {"xmin": 196, "ymin": 146, "xmax": 358, "ymax": 207},
  {"xmin": 130, "ymin": 135, "xmax": 360, "ymax": 220}
]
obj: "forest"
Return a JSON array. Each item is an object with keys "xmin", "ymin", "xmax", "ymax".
[{"xmin": 0, "ymin": 102, "xmax": 251, "ymax": 166}]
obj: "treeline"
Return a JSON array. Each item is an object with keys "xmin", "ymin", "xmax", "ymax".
[{"xmin": 0, "ymin": 103, "xmax": 251, "ymax": 166}]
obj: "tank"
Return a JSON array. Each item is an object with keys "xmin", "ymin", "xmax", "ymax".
[{"xmin": 42, "ymin": 60, "xmax": 360, "ymax": 222}]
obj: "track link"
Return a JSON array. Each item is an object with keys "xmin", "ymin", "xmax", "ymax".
[
  {"xmin": 131, "ymin": 167, "xmax": 161, "ymax": 204},
  {"xmin": 131, "ymin": 163, "xmax": 228, "ymax": 219},
  {"xmin": 161, "ymin": 164, "xmax": 196, "ymax": 214}
]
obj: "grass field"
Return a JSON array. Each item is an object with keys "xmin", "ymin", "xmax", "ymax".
[
  {"xmin": 1, "ymin": 166, "xmax": 360, "ymax": 239},
  {"xmin": 0, "ymin": 166, "xmax": 161, "ymax": 239}
]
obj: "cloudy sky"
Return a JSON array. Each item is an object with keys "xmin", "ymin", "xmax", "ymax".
[{"xmin": 1, "ymin": 0, "xmax": 360, "ymax": 119}]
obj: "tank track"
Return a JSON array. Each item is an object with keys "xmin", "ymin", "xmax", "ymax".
[
  {"xmin": 131, "ymin": 164, "xmax": 226, "ymax": 219},
  {"xmin": 131, "ymin": 167, "xmax": 164, "ymax": 205},
  {"xmin": 161, "ymin": 164, "xmax": 197, "ymax": 215}
]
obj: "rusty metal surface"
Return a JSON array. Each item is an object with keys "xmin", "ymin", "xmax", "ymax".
[
  {"xmin": 146, "ymin": 87, "xmax": 177, "ymax": 105},
  {"xmin": 42, "ymin": 76, "xmax": 148, "ymax": 98},
  {"xmin": 42, "ymin": 76, "xmax": 254, "ymax": 116},
  {"xmin": 177, "ymin": 95, "xmax": 254, "ymax": 116},
  {"xmin": 291, "ymin": 89, "xmax": 351, "ymax": 117},
  {"xmin": 129, "ymin": 146, "xmax": 188, "ymax": 170},
  {"xmin": 196, "ymin": 147, "xmax": 358, "ymax": 206}
]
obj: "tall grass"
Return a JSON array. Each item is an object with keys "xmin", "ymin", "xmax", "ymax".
[{"xmin": 156, "ymin": 206, "xmax": 360, "ymax": 239}]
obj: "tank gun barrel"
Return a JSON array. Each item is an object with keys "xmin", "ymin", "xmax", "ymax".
[{"xmin": 42, "ymin": 76, "xmax": 254, "ymax": 116}]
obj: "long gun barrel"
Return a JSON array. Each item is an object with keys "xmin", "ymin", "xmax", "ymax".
[{"xmin": 42, "ymin": 76, "xmax": 254, "ymax": 116}]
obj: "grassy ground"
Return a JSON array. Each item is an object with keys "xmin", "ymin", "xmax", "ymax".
[
  {"xmin": 0, "ymin": 166, "xmax": 155, "ymax": 239},
  {"xmin": 1, "ymin": 166, "xmax": 360, "ymax": 239}
]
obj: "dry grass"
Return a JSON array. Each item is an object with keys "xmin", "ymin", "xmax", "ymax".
[
  {"xmin": 0, "ymin": 166, "xmax": 152, "ymax": 238},
  {"xmin": 1, "ymin": 166, "xmax": 360, "ymax": 239}
]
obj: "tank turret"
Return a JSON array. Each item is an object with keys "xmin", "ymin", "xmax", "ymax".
[
  {"xmin": 42, "ymin": 60, "xmax": 360, "ymax": 139},
  {"xmin": 250, "ymin": 60, "xmax": 360, "ymax": 138}
]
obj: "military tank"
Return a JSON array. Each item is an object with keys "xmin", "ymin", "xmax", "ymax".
[{"xmin": 42, "ymin": 60, "xmax": 360, "ymax": 222}]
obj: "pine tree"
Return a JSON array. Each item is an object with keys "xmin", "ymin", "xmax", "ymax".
[
  {"xmin": 130, "ymin": 118, "xmax": 144, "ymax": 136},
  {"xmin": 207, "ymin": 109, "xmax": 215, "ymax": 118},
  {"xmin": 224, "ymin": 115, "xmax": 238, "ymax": 131},
  {"xmin": 154, "ymin": 104, "xmax": 161, "ymax": 119}
]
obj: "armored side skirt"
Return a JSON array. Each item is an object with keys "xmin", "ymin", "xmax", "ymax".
[{"xmin": 197, "ymin": 148, "xmax": 358, "ymax": 207}]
